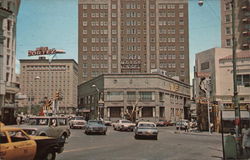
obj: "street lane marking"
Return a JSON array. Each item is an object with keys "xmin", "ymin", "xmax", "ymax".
[{"xmin": 64, "ymin": 145, "xmax": 109, "ymax": 153}]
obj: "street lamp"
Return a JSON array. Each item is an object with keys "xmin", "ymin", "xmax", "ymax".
[
  {"xmin": 91, "ymin": 84, "xmax": 100, "ymax": 120},
  {"xmin": 28, "ymin": 76, "xmax": 40, "ymax": 115}
]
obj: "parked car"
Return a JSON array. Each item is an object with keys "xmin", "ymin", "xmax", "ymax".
[
  {"xmin": 112, "ymin": 119, "xmax": 136, "ymax": 131},
  {"xmin": 85, "ymin": 120, "xmax": 107, "ymax": 135},
  {"xmin": 134, "ymin": 122, "xmax": 158, "ymax": 140},
  {"xmin": 176, "ymin": 119, "xmax": 189, "ymax": 130},
  {"xmin": 69, "ymin": 116, "xmax": 86, "ymax": 129},
  {"xmin": 104, "ymin": 120, "xmax": 112, "ymax": 126},
  {"xmin": 155, "ymin": 120, "xmax": 168, "ymax": 127},
  {"xmin": 18, "ymin": 116, "xmax": 71, "ymax": 141},
  {"xmin": 0, "ymin": 124, "xmax": 65, "ymax": 160}
]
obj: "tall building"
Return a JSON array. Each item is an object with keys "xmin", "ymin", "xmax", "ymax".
[
  {"xmin": 221, "ymin": 0, "xmax": 250, "ymax": 50},
  {"xmin": 0, "ymin": 0, "xmax": 20, "ymax": 124},
  {"xmin": 194, "ymin": 48, "xmax": 250, "ymax": 132},
  {"xmin": 78, "ymin": 0, "xmax": 189, "ymax": 84},
  {"xmin": 19, "ymin": 57, "xmax": 78, "ymax": 114}
]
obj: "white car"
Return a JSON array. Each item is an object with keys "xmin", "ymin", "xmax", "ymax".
[
  {"xmin": 134, "ymin": 122, "xmax": 158, "ymax": 140},
  {"xmin": 69, "ymin": 116, "xmax": 86, "ymax": 129},
  {"xmin": 113, "ymin": 120, "xmax": 135, "ymax": 131},
  {"xmin": 176, "ymin": 119, "xmax": 189, "ymax": 130}
]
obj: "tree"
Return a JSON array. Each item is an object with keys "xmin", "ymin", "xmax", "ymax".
[{"xmin": 124, "ymin": 98, "xmax": 143, "ymax": 123}]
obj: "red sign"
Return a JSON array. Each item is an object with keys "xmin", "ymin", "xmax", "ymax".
[
  {"xmin": 196, "ymin": 72, "xmax": 210, "ymax": 78},
  {"xmin": 28, "ymin": 47, "xmax": 65, "ymax": 56}
]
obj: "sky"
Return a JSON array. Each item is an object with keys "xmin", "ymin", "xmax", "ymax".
[{"xmin": 16, "ymin": 0, "xmax": 221, "ymax": 84}]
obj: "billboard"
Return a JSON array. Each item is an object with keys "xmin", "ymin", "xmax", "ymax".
[{"xmin": 28, "ymin": 47, "xmax": 65, "ymax": 56}]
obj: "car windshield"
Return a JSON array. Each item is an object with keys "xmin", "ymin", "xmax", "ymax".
[
  {"xmin": 138, "ymin": 123, "xmax": 155, "ymax": 128},
  {"xmin": 29, "ymin": 118, "xmax": 49, "ymax": 125},
  {"xmin": 75, "ymin": 117, "xmax": 84, "ymax": 120},
  {"xmin": 88, "ymin": 121, "xmax": 103, "ymax": 125},
  {"xmin": 121, "ymin": 120, "xmax": 131, "ymax": 123},
  {"xmin": 58, "ymin": 118, "xmax": 67, "ymax": 125}
]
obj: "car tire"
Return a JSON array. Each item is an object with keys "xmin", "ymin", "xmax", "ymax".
[
  {"xmin": 44, "ymin": 150, "xmax": 56, "ymax": 160},
  {"xmin": 85, "ymin": 131, "xmax": 89, "ymax": 135},
  {"xmin": 154, "ymin": 136, "xmax": 158, "ymax": 140},
  {"xmin": 103, "ymin": 132, "xmax": 106, "ymax": 135},
  {"xmin": 60, "ymin": 133, "xmax": 67, "ymax": 141},
  {"xmin": 134, "ymin": 135, "xmax": 138, "ymax": 139}
]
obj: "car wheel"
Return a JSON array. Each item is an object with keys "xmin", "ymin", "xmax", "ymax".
[
  {"xmin": 134, "ymin": 135, "xmax": 138, "ymax": 139},
  {"xmin": 44, "ymin": 150, "xmax": 56, "ymax": 160},
  {"xmin": 154, "ymin": 136, "xmax": 158, "ymax": 140},
  {"xmin": 103, "ymin": 132, "xmax": 106, "ymax": 135},
  {"xmin": 85, "ymin": 131, "xmax": 89, "ymax": 135},
  {"xmin": 60, "ymin": 133, "xmax": 67, "ymax": 141}
]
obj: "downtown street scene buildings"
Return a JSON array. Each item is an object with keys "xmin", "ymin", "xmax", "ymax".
[{"xmin": 0, "ymin": 0, "xmax": 249, "ymax": 159}]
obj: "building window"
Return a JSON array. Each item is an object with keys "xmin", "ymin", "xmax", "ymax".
[
  {"xmin": 139, "ymin": 92, "xmax": 154, "ymax": 101},
  {"xmin": 226, "ymin": 27, "xmax": 231, "ymax": 35},
  {"xmin": 83, "ymin": 4, "xmax": 87, "ymax": 9},
  {"xmin": 179, "ymin": 4, "xmax": 184, "ymax": 9},
  {"xmin": 225, "ymin": 15, "xmax": 231, "ymax": 23},
  {"xmin": 7, "ymin": 20, "xmax": 11, "ymax": 31},
  {"xmin": 127, "ymin": 92, "xmax": 136, "ymax": 101},
  {"xmin": 110, "ymin": 107, "xmax": 121, "ymax": 118},
  {"xmin": 7, "ymin": 38, "xmax": 10, "ymax": 48},
  {"xmin": 142, "ymin": 107, "xmax": 153, "ymax": 117},
  {"xmin": 237, "ymin": 74, "xmax": 250, "ymax": 87},
  {"xmin": 226, "ymin": 39, "xmax": 231, "ymax": 47},
  {"xmin": 107, "ymin": 92, "xmax": 124, "ymax": 101}
]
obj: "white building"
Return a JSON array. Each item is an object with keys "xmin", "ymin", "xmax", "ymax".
[
  {"xmin": 194, "ymin": 48, "xmax": 250, "ymax": 132},
  {"xmin": 0, "ymin": 0, "xmax": 20, "ymax": 124}
]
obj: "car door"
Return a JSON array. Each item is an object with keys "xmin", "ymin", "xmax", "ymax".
[
  {"xmin": 7, "ymin": 130, "xmax": 37, "ymax": 160},
  {"xmin": 0, "ymin": 131, "xmax": 17, "ymax": 160}
]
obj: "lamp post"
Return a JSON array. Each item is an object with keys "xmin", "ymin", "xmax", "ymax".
[
  {"xmin": 28, "ymin": 76, "xmax": 40, "ymax": 115},
  {"xmin": 91, "ymin": 84, "xmax": 100, "ymax": 120}
]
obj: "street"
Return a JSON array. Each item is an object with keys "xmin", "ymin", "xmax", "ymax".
[{"xmin": 58, "ymin": 127, "xmax": 222, "ymax": 160}]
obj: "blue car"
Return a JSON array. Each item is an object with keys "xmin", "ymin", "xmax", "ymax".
[{"xmin": 84, "ymin": 120, "xmax": 107, "ymax": 135}]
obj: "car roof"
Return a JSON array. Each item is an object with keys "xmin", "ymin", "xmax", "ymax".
[
  {"xmin": 0, "ymin": 126, "xmax": 23, "ymax": 132},
  {"xmin": 138, "ymin": 121, "xmax": 155, "ymax": 125}
]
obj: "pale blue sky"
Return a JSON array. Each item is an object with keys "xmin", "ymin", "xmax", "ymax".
[{"xmin": 16, "ymin": 0, "xmax": 221, "ymax": 83}]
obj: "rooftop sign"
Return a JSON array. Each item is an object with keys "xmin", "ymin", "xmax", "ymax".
[{"xmin": 28, "ymin": 47, "xmax": 65, "ymax": 56}]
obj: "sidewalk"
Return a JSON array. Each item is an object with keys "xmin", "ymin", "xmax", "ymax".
[{"xmin": 173, "ymin": 130, "xmax": 221, "ymax": 136}]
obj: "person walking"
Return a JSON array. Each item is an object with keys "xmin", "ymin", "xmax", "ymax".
[{"xmin": 242, "ymin": 124, "xmax": 250, "ymax": 157}]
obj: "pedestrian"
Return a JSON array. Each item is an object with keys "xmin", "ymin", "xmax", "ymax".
[
  {"xmin": 210, "ymin": 123, "xmax": 214, "ymax": 134},
  {"xmin": 184, "ymin": 122, "xmax": 188, "ymax": 132},
  {"xmin": 242, "ymin": 124, "xmax": 250, "ymax": 157},
  {"xmin": 16, "ymin": 116, "xmax": 21, "ymax": 125}
]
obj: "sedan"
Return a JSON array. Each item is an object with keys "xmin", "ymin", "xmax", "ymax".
[
  {"xmin": 134, "ymin": 122, "xmax": 158, "ymax": 140},
  {"xmin": 84, "ymin": 120, "xmax": 107, "ymax": 135}
]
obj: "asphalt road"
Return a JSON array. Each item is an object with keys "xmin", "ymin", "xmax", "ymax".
[{"xmin": 57, "ymin": 126, "xmax": 222, "ymax": 160}]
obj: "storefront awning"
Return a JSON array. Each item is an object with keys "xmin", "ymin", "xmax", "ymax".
[{"xmin": 222, "ymin": 111, "xmax": 250, "ymax": 120}]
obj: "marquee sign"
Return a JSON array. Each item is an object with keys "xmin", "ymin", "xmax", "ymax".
[{"xmin": 28, "ymin": 47, "xmax": 65, "ymax": 56}]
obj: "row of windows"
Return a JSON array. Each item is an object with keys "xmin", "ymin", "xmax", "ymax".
[
  {"xmin": 82, "ymin": 3, "xmax": 184, "ymax": 10},
  {"xmin": 159, "ymin": 63, "xmax": 185, "ymax": 69},
  {"xmin": 159, "ymin": 54, "xmax": 185, "ymax": 60},
  {"xmin": 83, "ymin": 19, "xmax": 184, "ymax": 28},
  {"xmin": 82, "ymin": 45, "xmax": 185, "ymax": 52}
]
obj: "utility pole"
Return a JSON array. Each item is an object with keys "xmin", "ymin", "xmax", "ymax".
[{"xmin": 231, "ymin": 0, "xmax": 241, "ymax": 156}]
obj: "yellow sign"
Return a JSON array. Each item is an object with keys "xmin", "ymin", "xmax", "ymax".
[{"xmin": 170, "ymin": 84, "xmax": 179, "ymax": 92}]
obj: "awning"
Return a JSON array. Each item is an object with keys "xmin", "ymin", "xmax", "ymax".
[{"xmin": 222, "ymin": 111, "xmax": 250, "ymax": 120}]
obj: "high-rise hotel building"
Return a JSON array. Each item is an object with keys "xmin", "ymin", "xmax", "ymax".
[
  {"xmin": 221, "ymin": 0, "xmax": 250, "ymax": 50},
  {"xmin": 78, "ymin": 0, "xmax": 189, "ymax": 84},
  {"xmin": 19, "ymin": 58, "xmax": 78, "ymax": 114}
]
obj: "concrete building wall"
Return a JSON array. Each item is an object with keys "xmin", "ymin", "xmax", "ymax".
[{"xmin": 78, "ymin": 74, "xmax": 190, "ymax": 122}]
